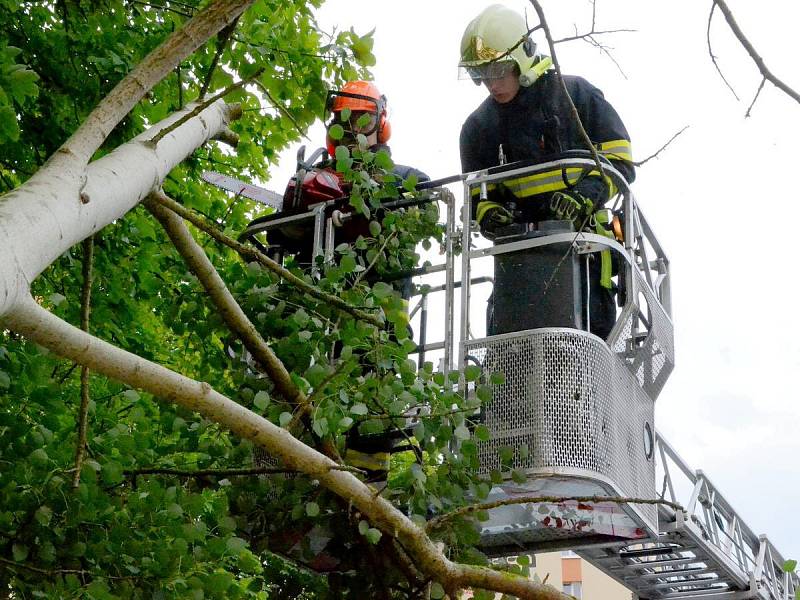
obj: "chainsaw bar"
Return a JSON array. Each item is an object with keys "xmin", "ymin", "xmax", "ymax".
[{"xmin": 202, "ymin": 171, "xmax": 284, "ymax": 211}]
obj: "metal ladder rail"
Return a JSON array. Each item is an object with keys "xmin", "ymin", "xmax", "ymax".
[{"xmin": 579, "ymin": 434, "xmax": 798, "ymax": 599}]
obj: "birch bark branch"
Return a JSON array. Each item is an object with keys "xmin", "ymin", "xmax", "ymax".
[{"xmin": 4, "ymin": 295, "xmax": 568, "ymax": 600}]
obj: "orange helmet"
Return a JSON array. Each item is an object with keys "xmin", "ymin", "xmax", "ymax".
[{"xmin": 325, "ymin": 81, "xmax": 392, "ymax": 154}]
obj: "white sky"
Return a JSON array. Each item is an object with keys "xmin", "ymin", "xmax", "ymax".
[{"xmin": 268, "ymin": 0, "xmax": 800, "ymax": 560}]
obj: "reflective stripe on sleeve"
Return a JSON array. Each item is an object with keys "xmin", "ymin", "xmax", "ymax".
[
  {"xmin": 475, "ymin": 200, "xmax": 503, "ymax": 224},
  {"xmin": 344, "ymin": 449, "xmax": 391, "ymax": 472},
  {"xmin": 470, "ymin": 183, "xmax": 497, "ymax": 197},
  {"xmin": 598, "ymin": 139, "xmax": 633, "ymax": 163}
]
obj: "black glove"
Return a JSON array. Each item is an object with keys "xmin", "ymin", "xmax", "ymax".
[
  {"xmin": 550, "ymin": 190, "xmax": 595, "ymax": 229},
  {"xmin": 478, "ymin": 204, "xmax": 514, "ymax": 240}
]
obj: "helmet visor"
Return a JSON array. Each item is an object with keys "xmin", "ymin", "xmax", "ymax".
[
  {"xmin": 330, "ymin": 111, "xmax": 379, "ymax": 136},
  {"xmin": 458, "ymin": 60, "xmax": 518, "ymax": 84}
]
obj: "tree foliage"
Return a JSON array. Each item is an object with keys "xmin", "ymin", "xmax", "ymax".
[{"xmin": 0, "ymin": 1, "xmax": 545, "ymax": 599}]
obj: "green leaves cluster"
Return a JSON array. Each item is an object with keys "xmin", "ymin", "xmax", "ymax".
[{"xmin": 0, "ymin": 42, "xmax": 38, "ymax": 144}]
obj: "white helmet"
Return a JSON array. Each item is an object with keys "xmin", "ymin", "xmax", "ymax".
[{"xmin": 459, "ymin": 4, "xmax": 552, "ymax": 87}]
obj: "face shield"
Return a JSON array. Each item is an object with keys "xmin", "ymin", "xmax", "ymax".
[
  {"xmin": 325, "ymin": 90, "xmax": 384, "ymax": 139},
  {"xmin": 458, "ymin": 59, "xmax": 518, "ymax": 86}
]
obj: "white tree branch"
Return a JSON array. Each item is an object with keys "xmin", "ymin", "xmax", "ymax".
[
  {"xmin": 0, "ymin": 100, "xmax": 240, "ymax": 317},
  {"xmin": 3, "ymin": 294, "xmax": 568, "ymax": 600}
]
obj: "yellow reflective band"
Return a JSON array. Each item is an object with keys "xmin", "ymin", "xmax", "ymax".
[
  {"xmin": 598, "ymin": 139, "xmax": 633, "ymax": 163},
  {"xmin": 475, "ymin": 200, "xmax": 503, "ymax": 224},
  {"xmin": 344, "ymin": 449, "xmax": 390, "ymax": 472},
  {"xmin": 504, "ymin": 167, "xmax": 604, "ymax": 198},
  {"xmin": 470, "ymin": 183, "xmax": 497, "ymax": 197},
  {"xmin": 594, "ymin": 210, "xmax": 614, "ymax": 289}
]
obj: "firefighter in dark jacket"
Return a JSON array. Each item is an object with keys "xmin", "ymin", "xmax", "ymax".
[{"xmin": 458, "ymin": 4, "xmax": 635, "ymax": 340}]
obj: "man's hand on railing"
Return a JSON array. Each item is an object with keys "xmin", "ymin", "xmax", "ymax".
[
  {"xmin": 550, "ymin": 190, "xmax": 595, "ymax": 230},
  {"xmin": 477, "ymin": 202, "xmax": 514, "ymax": 240}
]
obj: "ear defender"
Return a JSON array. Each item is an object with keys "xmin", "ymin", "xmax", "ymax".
[{"xmin": 376, "ymin": 94, "xmax": 391, "ymax": 143}]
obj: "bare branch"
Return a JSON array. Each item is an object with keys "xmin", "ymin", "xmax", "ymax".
[
  {"xmin": 252, "ymin": 80, "xmax": 312, "ymax": 141},
  {"xmin": 149, "ymin": 190, "xmax": 385, "ymax": 328},
  {"xmin": 528, "ymin": 0, "xmax": 605, "ymax": 176},
  {"xmin": 72, "ymin": 235, "xmax": 94, "ymax": 488},
  {"xmin": 712, "ymin": 0, "xmax": 800, "ymax": 108},
  {"xmin": 124, "ymin": 464, "xmax": 365, "ymax": 478},
  {"xmin": 707, "ymin": 2, "xmax": 740, "ymax": 102},
  {"xmin": 633, "ymin": 126, "xmax": 690, "ymax": 167},
  {"xmin": 148, "ymin": 69, "xmax": 261, "ymax": 146},
  {"xmin": 145, "ymin": 195, "xmax": 341, "ymax": 461},
  {"xmin": 554, "ymin": 28, "xmax": 636, "ymax": 44},
  {"xmin": 200, "ymin": 16, "xmax": 240, "ymax": 99},
  {"xmin": 746, "ymin": 77, "xmax": 767, "ymax": 117}
]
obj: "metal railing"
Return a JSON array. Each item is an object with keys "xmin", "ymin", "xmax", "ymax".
[{"xmin": 653, "ymin": 433, "xmax": 799, "ymax": 599}]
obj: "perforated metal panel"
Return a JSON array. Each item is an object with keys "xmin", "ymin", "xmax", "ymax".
[
  {"xmin": 467, "ymin": 328, "xmax": 657, "ymax": 534},
  {"xmin": 609, "ymin": 270, "xmax": 674, "ymax": 400}
]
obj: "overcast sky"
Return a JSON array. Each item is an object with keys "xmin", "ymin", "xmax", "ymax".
[{"xmin": 267, "ymin": 0, "xmax": 800, "ymax": 561}]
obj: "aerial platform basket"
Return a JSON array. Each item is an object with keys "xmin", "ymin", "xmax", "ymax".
[{"xmin": 453, "ymin": 156, "xmax": 674, "ymax": 554}]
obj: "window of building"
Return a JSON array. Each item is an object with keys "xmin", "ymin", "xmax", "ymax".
[
  {"xmin": 563, "ymin": 582, "xmax": 582, "ymax": 599},
  {"xmin": 561, "ymin": 550, "xmax": 579, "ymax": 558}
]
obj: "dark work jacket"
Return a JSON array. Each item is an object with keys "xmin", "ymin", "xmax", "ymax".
[{"xmin": 460, "ymin": 72, "xmax": 634, "ymax": 222}]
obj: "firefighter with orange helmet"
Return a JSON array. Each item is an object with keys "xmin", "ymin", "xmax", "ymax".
[
  {"xmin": 324, "ymin": 80, "xmax": 429, "ymax": 186},
  {"xmin": 324, "ymin": 82, "xmax": 432, "ymax": 480}
]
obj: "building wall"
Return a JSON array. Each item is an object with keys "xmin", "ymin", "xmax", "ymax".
[
  {"xmin": 462, "ymin": 551, "xmax": 633, "ymax": 599},
  {"xmin": 532, "ymin": 552, "xmax": 632, "ymax": 600}
]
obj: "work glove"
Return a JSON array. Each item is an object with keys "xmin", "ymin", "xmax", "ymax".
[
  {"xmin": 478, "ymin": 203, "xmax": 514, "ymax": 240},
  {"xmin": 550, "ymin": 190, "xmax": 595, "ymax": 230}
]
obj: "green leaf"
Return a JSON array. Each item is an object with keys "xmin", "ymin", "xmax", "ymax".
[
  {"xmin": 475, "ymin": 424, "xmax": 491, "ymax": 442},
  {"xmin": 511, "ymin": 468, "xmax": 527, "ymax": 484},
  {"xmin": 340, "ymin": 254, "xmax": 357, "ymax": 273},
  {"xmin": 305, "ymin": 502, "xmax": 320, "ymax": 517},
  {"xmin": 253, "ymin": 390, "xmax": 270, "ymax": 410},
  {"xmin": 430, "ymin": 582, "xmax": 445, "ymax": 599},
  {"xmin": 476, "ymin": 385, "xmax": 493, "ymax": 403},
  {"xmin": 489, "ymin": 371, "xmax": 506, "ymax": 385},
  {"xmin": 328, "ymin": 123, "xmax": 344, "ymax": 140},
  {"xmin": 0, "ymin": 105, "xmax": 19, "ymax": 142},
  {"xmin": 34, "ymin": 505, "xmax": 53, "ymax": 526},
  {"xmin": 371, "ymin": 281, "xmax": 393, "ymax": 299},
  {"xmin": 350, "ymin": 403, "xmax": 368, "ymax": 415},
  {"xmin": 48, "ymin": 292, "xmax": 66, "ymax": 307},
  {"xmin": 365, "ymin": 527, "xmax": 381, "ymax": 544},
  {"xmin": 518, "ymin": 443, "xmax": 530, "ymax": 460},
  {"xmin": 403, "ymin": 173, "xmax": 419, "ymax": 192},
  {"xmin": 0, "ymin": 370, "xmax": 10, "ymax": 389},
  {"xmin": 12, "ymin": 543, "xmax": 28, "ymax": 562},
  {"xmin": 783, "ymin": 559, "xmax": 797, "ymax": 573},
  {"xmin": 279, "ymin": 412, "xmax": 293, "ymax": 427},
  {"xmin": 464, "ymin": 364, "xmax": 481, "ymax": 382},
  {"xmin": 454, "ymin": 424, "xmax": 471, "ymax": 440},
  {"xmin": 225, "ymin": 537, "xmax": 247, "ymax": 554},
  {"xmin": 335, "ymin": 145, "xmax": 350, "ymax": 161}
]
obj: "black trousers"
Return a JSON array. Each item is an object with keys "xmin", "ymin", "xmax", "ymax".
[{"xmin": 487, "ymin": 252, "xmax": 616, "ymax": 340}]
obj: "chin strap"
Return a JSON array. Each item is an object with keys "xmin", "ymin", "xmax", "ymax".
[{"xmin": 519, "ymin": 55, "xmax": 553, "ymax": 86}]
